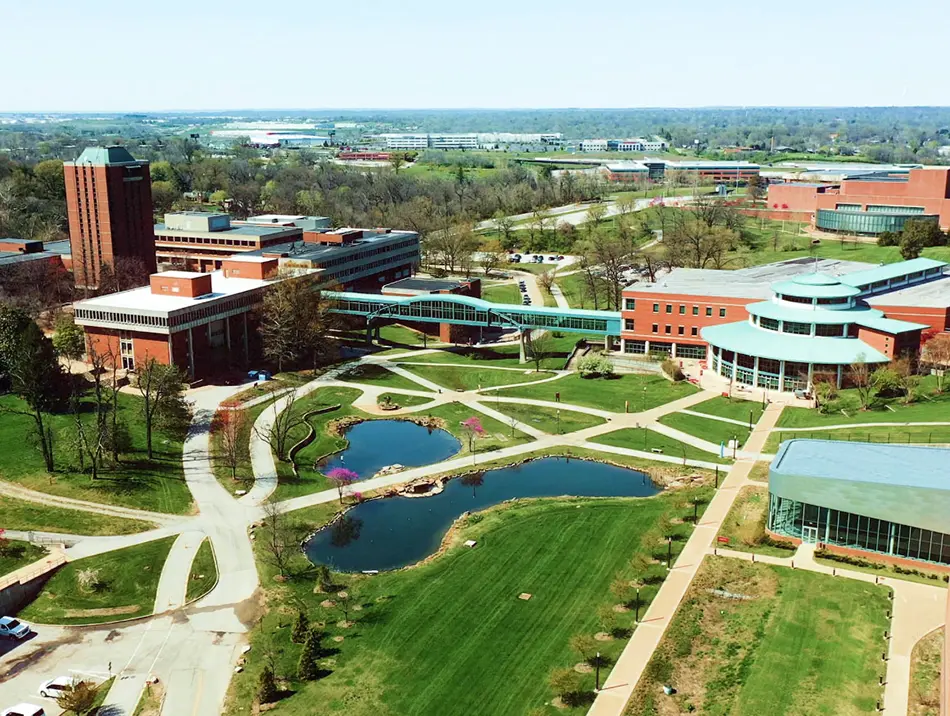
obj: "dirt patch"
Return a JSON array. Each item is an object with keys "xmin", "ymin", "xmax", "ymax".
[
  {"xmin": 336, "ymin": 620, "xmax": 354, "ymax": 629},
  {"xmin": 551, "ymin": 696, "xmax": 568, "ymax": 709},
  {"xmin": 594, "ymin": 632, "xmax": 613, "ymax": 642},
  {"xmin": 332, "ymin": 635, "xmax": 345, "ymax": 643},
  {"xmin": 574, "ymin": 662, "xmax": 594, "ymax": 674},
  {"xmin": 320, "ymin": 600, "xmax": 336, "ymax": 609},
  {"xmin": 612, "ymin": 604, "xmax": 630, "ymax": 613},
  {"xmin": 63, "ymin": 605, "xmax": 140, "ymax": 618}
]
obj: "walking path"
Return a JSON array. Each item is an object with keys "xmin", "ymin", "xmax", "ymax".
[
  {"xmin": 775, "ymin": 420, "xmax": 950, "ymax": 431},
  {"xmin": 586, "ymin": 403, "xmax": 785, "ymax": 716},
  {"xmin": 678, "ymin": 408, "xmax": 751, "ymax": 427},
  {"xmin": 712, "ymin": 544, "xmax": 947, "ymax": 716},
  {"xmin": 153, "ymin": 530, "xmax": 206, "ymax": 614}
]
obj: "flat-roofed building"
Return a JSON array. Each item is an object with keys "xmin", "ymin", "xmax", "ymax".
[
  {"xmin": 768, "ymin": 439, "xmax": 950, "ymax": 567},
  {"xmin": 73, "ymin": 255, "xmax": 291, "ymax": 379}
]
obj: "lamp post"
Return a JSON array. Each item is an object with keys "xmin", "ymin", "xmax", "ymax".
[
  {"xmin": 556, "ymin": 409, "xmax": 561, "ymax": 435},
  {"xmin": 635, "ymin": 587, "xmax": 641, "ymax": 623},
  {"xmin": 595, "ymin": 651, "xmax": 601, "ymax": 691},
  {"xmin": 667, "ymin": 536, "xmax": 672, "ymax": 568}
]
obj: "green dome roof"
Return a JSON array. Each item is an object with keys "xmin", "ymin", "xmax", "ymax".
[{"xmin": 772, "ymin": 272, "xmax": 861, "ymax": 300}]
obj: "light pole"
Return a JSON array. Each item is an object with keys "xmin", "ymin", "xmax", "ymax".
[
  {"xmin": 595, "ymin": 652, "xmax": 601, "ymax": 691},
  {"xmin": 667, "ymin": 536, "xmax": 672, "ymax": 568},
  {"xmin": 556, "ymin": 409, "xmax": 561, "ymax": 435},
  {"xmin": 635, "ymin": 587, "xmax": 641, "ymax": 623}
]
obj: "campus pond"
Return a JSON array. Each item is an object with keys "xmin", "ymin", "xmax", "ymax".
[
  {"xmin": 304, "ymin": 457, "xmax": 660, "ymax": 572},
  {"xmin": 317, "ymin": 419, "xmax": 462, "ymax": 476}
]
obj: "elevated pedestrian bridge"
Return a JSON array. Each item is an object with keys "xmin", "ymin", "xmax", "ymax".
[{"xmin": 326, "ymin": 291, "xmax": 621, "ymax": 336}]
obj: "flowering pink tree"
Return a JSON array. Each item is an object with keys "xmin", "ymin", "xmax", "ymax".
[
  {"xmin": 326, "ymin": 467, "xmax": 359, "ymax": 504},
  {"xmin": 461, "ymin": 417, "xmax": 486, "ymax": 464}
]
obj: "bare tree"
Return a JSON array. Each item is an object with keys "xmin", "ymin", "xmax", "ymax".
[
  {"xmin": 135, "ymin": 357, "xmax": 191, "ymax": 460},
  {"xmin": 849, "ymin": 356, "xmax": 874, "ymax": 410},
  {"xmin": 260, "ymin": 499, "xmax": 293, "ymax": 578},
  {"xmin": 921, "ymin": 333, "xmax": 950, "ymax": 392},
  {"xmin": 584, "ymin": 202, "xmax": 607, "ymax": 235},
  {"xmin": 218, "ymin": 408, "xmax": 249, "ymax": 480},
  {"xmin": 664, "ymin": 212, "xmax": 738, "ymax": 269},
  {"xmin": 525, "ymin": 330, "xmax": 554, "ymax": 372},
  {"xmin": 493, "ymin": 211, "xmax": 516, "ymax": 250},
  {"xmin": 255, "ymin": 388, "xmax": 306, "ymax": 462}
]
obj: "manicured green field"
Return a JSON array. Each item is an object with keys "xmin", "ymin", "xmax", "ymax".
[
  {"xmin": 396, "ymin": 334, "xmax": 586, "ymax": 371},
  {"xmin": 0, "ymin": 393, "xmax": 192, "ymax": 514},
  {"xmin": 377, "ymin": 324, "xmax": 427, "ymax": 347},
  {"xmin": 659, "ymin": 412, "xmax": 751, "ymax": 449},
  {"xmin": 481, "ymin": 282, "xmax": 523, "ymax": 304},
  {"xmin": 424, "ymin": 401, "xmax": 534, "ymax": 454},
  {"xmin": 185, "ymin": 538, "xmax": 217, "ymax": 602},
  {"xmin": 490, "ymin": 373, "xmax": 698, "ymax": 413},
  {"xmin": 690, "ymin": 395, "xmax": 764, "ymax": 424},
  {"xmin": 556, "ymin": 272, "xmax": 594, "ymax": 309},
  {"xmin": 0, "ymin": 494, "xmax": 152, "ymax": 535},
  {"xmin": 19, "ymin": 536, "xmax": 176, "ymax": 625},
  {"xmin": 228, "ymin": 489, "xmax": 711, "ymax": 716},
  {"xmin": 487, "ymin": 401, "xmax": 606, "ymax": 434},
  {"xmin": 776, "ymin": 379, "xmax": 950, "ymax": 428},
  {"xmin": 376, "ymin": 392, "xmax": 434, "ymax": 408},
  {"xmin": 398, "ymin": 363, "xmax": 555, "ymax": 391},
  {"xmin": 338, "ymin": 364, "xmax": 433, "ymax": 393},
  {"xmin": 747, "ymin": 460, "xmax": 770, "ymax": 483},
  {"xmin": 590, "ymin": 428, "xmax": 731, "ymax": 464},
  {"xmin": 765, "ymin": 424, "xmax": 950, "ymax": 453},
  {"xmin": 627, "ymin": 557, "xmax": 890, "ymax": 716},
  {"xmin": 0, "ymin": 540, "xmax": 48, "ymax": 577}
]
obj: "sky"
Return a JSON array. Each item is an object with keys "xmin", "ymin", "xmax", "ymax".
[{"xmin": 4, "ymin": 0, "xmax": 950, "ymax": 112}]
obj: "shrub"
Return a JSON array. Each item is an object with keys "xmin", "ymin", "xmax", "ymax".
[
  {"xmin": 577, "ymin": 353, "xmax": 615, "ymax": 378},
  {"xmin": 877, "ymin": 231, "xmax": 899, "ymax": 247},
  {"xmin": 661, "ymin": 359, "xmax": 685, "ymax": 381}
]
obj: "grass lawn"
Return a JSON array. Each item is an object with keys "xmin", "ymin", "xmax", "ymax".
[
  {"xmin": 765, "ymin": 424, "xmax": 950, "ymax": 453},
  {"xmin": 0, "ymin": 540, "xmax": 48, "ymax": 577},
  {"xmin": 556, "ymin": 272, "xmax": 592, "ymax": 309},
  {"xmin": 376, "ymin": 392, "xmax": 434, "ymax": 408},
  {"xmin": 227, "ymin": 487, "xmax": 712, "ymax": 716},
  {"xmin": 909, "ymin": 628, "xmax": 943, "ymax": 716},
  {"xmin": 425, "ymin": 401, "xmax": 534, "ymax": 454},
  {"xmin": 398, "ymin": 363, "xmax": 556, "ymax": 391},
  {"xmin": 690, "ymin": 395, "xmax": 764, "ymax": 424},
  {"xmin": 18, "ymin": 536, "xmax": 176, "ymax": 625},
  {"xmin": 481, "ymin": 282, "xmax": 523, "ymax": 304},
  {"xmin": 377, "ymin": 324, "xmax": 427, "ymax": 347},
  {"xmin": 0, "ymin": 392, "xmax": 192, "ymax": 514},
  {"xmin": 747, "ymin": 460, "xmax": 770, "ymax": 483},
  {"xmin": 777, "ymin": 380, "xmax": 950, "ymax": 428},
  {"xmin": 133, "ymin": 681, "xmax": 165, "ymax": 716},
  {"xmin": 487, "ymin": 402, "xmax": 606, "ymax": 434},
  {"xmin": 490, "ymin": 373, "xmax": 698, "ymax": 413},
  {"xmin": 659, "ymin": 412, "xmax": 751, "ymax": 448},
  {"xmin": 626, "ymin": 557, "xmax": 890, "ymax": 716},
  {"xmin": 590, "ymin": 428, "xmax": 731, "ymax": 464},
  {"xmin": 0, "ymin": 494, "xmax": 152, "ymax": 535},
  {"xmin": 338, "ymin": 364, "xmax": 433, "ymax": 393},
  {"xmin": 812, "ymin": 552, "xmax": 950, "ymax": 588},
  {"xmin": 397, "ymin": 334, "xmax": 587, "ymax": 370},
  {"xmin": 717, "ymin": 486, "xmax": 797, "ymax": 557},
  {"xmin": 272, "ymin": 387, "xmax": 368, "ymax": 502},
  {"xmin": 185, "ymin": 538, "xmax": 217, "ymax": 602}
]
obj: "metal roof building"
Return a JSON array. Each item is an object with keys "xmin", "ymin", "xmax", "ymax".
[{"xmin": 768, "ymin": 440, "xmax": 950, "ymax": 565}]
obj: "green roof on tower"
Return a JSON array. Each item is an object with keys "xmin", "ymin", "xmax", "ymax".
[{"xmin": 69, "ymin": 146, "xmax": 143, "ymax": 166}]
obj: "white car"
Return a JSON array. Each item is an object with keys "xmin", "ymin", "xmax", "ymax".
[
  {"xmin": 38, "ymin": 676, "xmax": 76, "ymax": 699},
  {"xmin": 0, "ymin": 617, "xmax": 30, "ymax": 640},
  {"xmin": 1, "ymin": 705, "xmax": 46, "ymax": 716}
]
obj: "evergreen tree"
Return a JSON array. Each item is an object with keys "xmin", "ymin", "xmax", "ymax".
[
  {"xmin": 257, "ymin": 665, "xmax": 278, "ymax": 704},
  {"xmin": 291, "ymin": 610, "xmax": 309, "ymax": 643},
  {"xmin": 297, "ymin": 628, "xmax": 322, "ymax": 681}
]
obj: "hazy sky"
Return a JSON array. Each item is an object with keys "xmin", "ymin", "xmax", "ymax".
[{"xmin": 5, "ymin": 0, "xmax": 949, "ymax": 111}]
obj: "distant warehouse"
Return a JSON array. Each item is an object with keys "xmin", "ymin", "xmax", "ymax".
[{"xmin": 768, "ymin": 440, "xmax": 950, "ymax": 566}]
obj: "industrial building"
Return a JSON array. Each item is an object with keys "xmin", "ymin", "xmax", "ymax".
[
  {"xmin": 604, "ymin": 160, "xmax": 760, "ymax": 184},
  {"xmin": 621, "ymin": 257, "xmax": 950, "ymax": 391},
  {"xmin": 379, "ymin": 133, "xmax": 479, "ymax": 150},
  {"xmin": 768, "ymin": 440, "xmax": 950, "ymax": 567},
  {"xmin": 65, "ymin": 146, "xmax": 156, "ymax": 289},
  {"xmin": 767, "ymin": 166, "xmax": 950, "ymax": 234}
]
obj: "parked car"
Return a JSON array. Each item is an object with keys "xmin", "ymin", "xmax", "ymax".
[
  {"xmin": 38, "ymin": 677, "xmax": 76, "ymax": 699},
  {"xmin": 0, "ymin": 617, "xmax": 30, "ymax": 640},
  {"xmin": 1, "ymin": 705, "xmax": 46, "ymax": 716}
]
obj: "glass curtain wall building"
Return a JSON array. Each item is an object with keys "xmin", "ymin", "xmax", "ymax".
[{"xmin": 767, "ymin": 440, "xmax": 950, "ymax": 566}]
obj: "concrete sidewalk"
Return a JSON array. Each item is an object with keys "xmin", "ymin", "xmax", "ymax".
[{"xmin": 586, "ymin": 403, "xmax": 785, "ymax": 716}]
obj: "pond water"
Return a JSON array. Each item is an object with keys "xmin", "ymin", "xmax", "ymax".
[
  {"xmin": 317, "ymin": 420, "xmax": 461, "ymax": 478},
  {"xmin": 303, "ymin": 457, "xmax": 659, "ymax": 573}
]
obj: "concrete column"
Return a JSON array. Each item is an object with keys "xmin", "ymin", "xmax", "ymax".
[
  {"xmin": 836, "ymin": 365, "xmax": 843, "ymax": 389},
  {"xmin": 887, "ymin": 522, "xmax": 896, "ymax": 555},
  {"xmin": 778, "ymin": 360, "xmax": 786, "ymax": 392},
  {"xmin": 243, "ymin": 313, "xmax": 249, "ymax": 362},
  {"xmin": 643, "ymin": 340, "xmax": 650, "ymax": 355},
  {"xmin": 519, "ymin": 329, "xmax": 530, "ymax": 364},
  {"xmin": 225, "ymin": 317, "xmax": 231, "ymax": 355},
  {"xmin": 806, "ymin": 362, "xmax": 814, "ymax": 388},
  {"xmin": 753, "ymin": 356, "xmax": 760, "ymax": 387},
  {"xmin": 187, "ymin": 327, "xmax": 195, "ymax": 378},
  {"xmin": 620, "ymin": 338, "xmax": 626, "ymax": 353}
]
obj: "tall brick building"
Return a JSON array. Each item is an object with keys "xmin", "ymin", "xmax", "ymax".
[{"xmin": 65, "ymin": 146, "xmax": 156, "ymax": 290}]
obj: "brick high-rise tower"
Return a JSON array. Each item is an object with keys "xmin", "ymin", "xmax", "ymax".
[{"xmin": 65, "ymin": 146, "xmax": 156, "ymax": 290}]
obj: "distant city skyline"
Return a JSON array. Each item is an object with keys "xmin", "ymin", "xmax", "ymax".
[{"xmin": 5, "ymin": 0, "xmax": 949, "ymax": 112}]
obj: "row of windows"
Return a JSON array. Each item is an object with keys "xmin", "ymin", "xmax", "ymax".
[
  {"xmin": 651, "ymin": 302, "xmax": 727, "ymax": 318},
  {"xmin": 156, "ymin": 235, "xmax": 258, "ymax": 248},
  {"xmin": 649, "ymin": 323, "xmax": 699, "ymax": 337},
  {"xmin": 76, "ymin": 308, "xmax": 169, "ymax": 327},
  {"xmin": 624, "ymin": 340, "xmax": 706, "ymax": 357},
  {"xmin": 76, "ymin": 290, "xmax": 261, "ymax": 330},
  {"xmin": 769, "ymin": 495, "xmax": 950, "ymax": 565},
  {"xmin": 753, "ymin": 314, "xmax": 849, "ymax": 337},
  {"xmin": 318, "ymin": 238, "xmax": 418, "ymax": 270},
  {"xmin": 327, "ymin": 249, "xmax": 420, "ymax": 280}
]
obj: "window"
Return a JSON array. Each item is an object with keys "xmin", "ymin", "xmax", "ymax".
[
  {"xmin": 691, "ymin": 326, "xmax": 698, "ymax": 336},
  {"xmin": 692, "ymin": 305, "xmax": 699, "ymax": 315},
  {"xmin": 782, "ymin": 321, "xmax": 811, "ymax": 335},
  {"xmin": 624, "ymin": 318, "xmax": 635, "ymax": 330},
  {"xmin": 624, "ymin": 340, "xmax": 646, "ymax": 354},
  {"xmin": 816, "ymin": 323, "xmax": 844, "ymax": 337},
  {"xmin": 679, "ymin": 305, "xmax": 685, "ymax": 315},
  {"xmin": 664, "ymin": 325, "xmax": 672, "ymax": 334},
  {"xmin": 665, "ymin": 304, "xmax": 672, "ymax": 314},
  {"xmin": 719, "ymin": 308, "xmax": 727, "ymax": 317},
  {"xmin": 705, "ymin": 306, "xmax": 712, "ymax": 317},
  {"xmin": 759, "ymin": 317, "xmax": 779, "ymax": 331},
  {"xmin": 652, "ymin": 323, "xmax": 658, "ymax": 333},
  {"xmin": 625, "ymin": 298, "xmax": 636, "ymax": 310},
  {"xmin": 119, "ymin": 333, "xmax": 135, "ymax": 371},
  {"xmin": 653, "ymin": 303, "xmax": 659, "ymax": 313},
  {"xmin": 676, "ymin": 344, "xmax": 707, "ymax": 359},
  {"xmin": 677, "ymin": 326, "xmax": 684, "ymax": 335}
]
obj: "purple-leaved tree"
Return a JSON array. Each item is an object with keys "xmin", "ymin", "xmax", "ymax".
[
  {"xmin": 461, "ymin": 417, "xmax": 486, "ymax": 465},
  {"xmin": 326, "ymin": 467, "xmax": 359, "ymax": 504}
]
